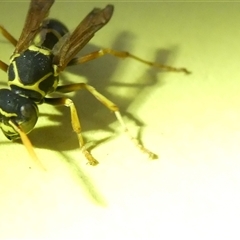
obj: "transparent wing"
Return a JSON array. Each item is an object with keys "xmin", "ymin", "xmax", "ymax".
[
  {"xmin": 14, "ymin": 0, "xmax": 55, "ymax": 53},
  {"xmin": 53, "ymin": 5, "xmax": 114, "ymax": 71}
]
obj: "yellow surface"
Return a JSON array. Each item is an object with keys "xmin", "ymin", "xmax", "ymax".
[{"xmin": 0, "ymin": 1, "xmax": 240, "ymax": 239}]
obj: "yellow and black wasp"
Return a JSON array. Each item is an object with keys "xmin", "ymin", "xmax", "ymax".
[{"xmin": 0, "ymin": 0, "xmax": 190, "ymax": 168}]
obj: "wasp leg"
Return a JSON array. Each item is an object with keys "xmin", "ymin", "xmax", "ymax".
[
  {"xmin": 0, "ymin": 26, "xmax": 18, "ymax": 46},
  {"xmin": 0, "ymin": 26, "xmax": 15, "ymax": 73},
  {"xmin": 44, "ymin": 97, "xmax": 99, "ymax": 166},
  {"xmin": 68, "ymin": 48, "xmax": 191, "ymax": 74},
  {"xmin": 0, "ymin": 60, "xmax": 8, "ymax": 72},
  {"xmin": 56, "ymin": 83, "xmax": 157, "ymax": 160}
]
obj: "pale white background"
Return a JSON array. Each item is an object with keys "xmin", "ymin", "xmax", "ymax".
[{"xmin": 0, "ymin": 1, "xmax": 239, "ymax": 239}]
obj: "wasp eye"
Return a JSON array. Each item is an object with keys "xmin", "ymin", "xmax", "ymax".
[
  {"xmin": 19, "ymin": 103, "xmax": 38, "ymax": 135},
  {"xmin": 20, "ymin": 103, "xmax": 35, "ymax": 118}
]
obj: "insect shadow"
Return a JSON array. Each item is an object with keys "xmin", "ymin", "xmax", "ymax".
[
  {"xmin": 27, "ymin": 30, "xmax": 181, "ymax": 153},
  {"xmin": 0, "ymin": 31, "xmax": 183, "ymax": 204}
]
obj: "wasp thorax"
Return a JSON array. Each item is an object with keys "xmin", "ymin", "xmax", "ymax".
[{"xmin": 7, "ymin": 45, "xmax": 59, "ymax": 103}]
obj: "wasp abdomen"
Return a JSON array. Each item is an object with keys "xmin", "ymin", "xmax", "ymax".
[{"xmin": 35, "ymin": 19, "xmax": 69, "ymax": 50}]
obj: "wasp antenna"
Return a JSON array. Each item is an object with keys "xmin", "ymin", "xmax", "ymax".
[{"xmin": 9, "ymin": 120, "xmax": 46, "ymax": 171}]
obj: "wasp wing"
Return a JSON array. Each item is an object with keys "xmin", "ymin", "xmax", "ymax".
[
  {"xmin": 14, "ymin": 0, "xmax": 55, "ymax": 54},
  {"xmin": 53, "ymin": 5, "xmax": 114, "ymax": 71}
]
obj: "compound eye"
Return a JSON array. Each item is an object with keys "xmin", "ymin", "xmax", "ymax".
[
  {"xmin": 19, "ymin": 103, "xmax": 38, "ymax": 134},
  {"xmin": 20, "ymin": 103, "xmax": 36, "ymax": 119}
]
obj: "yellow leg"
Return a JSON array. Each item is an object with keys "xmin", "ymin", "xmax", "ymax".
[
  {"xmin": 56, "ymin": 83, "xmax": 157, "ymax": 159},
  {"xmin": 44, "ymin": 97, "xmax": 99, "ymax": 166},
  {"xmin": 68, "ymin": 48, "xmax": 191, "ymax": 74},
  {"xmin": 0, "ymin": 60, "xmax": 8, "ymax": 72},
  {"xmin": 0, "ymin": 25, "xmax": 17, "ymax": 46}
]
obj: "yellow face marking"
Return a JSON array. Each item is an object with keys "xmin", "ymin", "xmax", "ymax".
[
  {"xmin": 0, "ymin": 124, "xmax": 17, "ymax": 136},
  {"xmin": 0, "ymin": 108, "xmax": 17, "ymax": 118}
]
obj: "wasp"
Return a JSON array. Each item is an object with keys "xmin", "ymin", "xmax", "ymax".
[{"xmin": 0, "ymin": 0, "xmax": 190, "ymax": 168}]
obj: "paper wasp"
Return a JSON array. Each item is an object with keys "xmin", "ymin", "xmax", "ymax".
[{"xmin": 0, "ymin": 0, "xmax": 190, "ymax": 168}]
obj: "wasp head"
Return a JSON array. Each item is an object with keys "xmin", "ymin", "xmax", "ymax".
[{"xmin": 0, "ymin": 89, "xmax": 39, "ymax": 140}]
